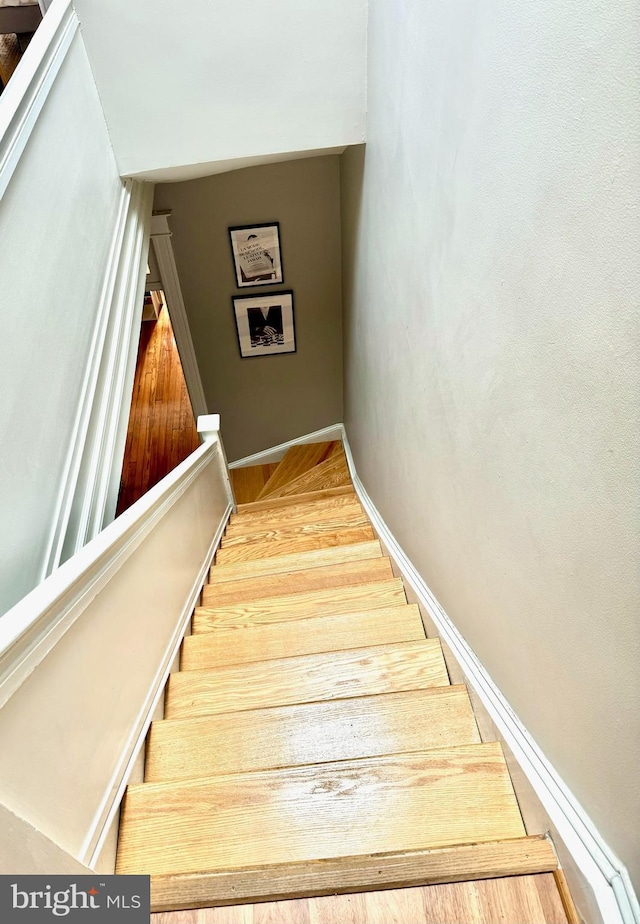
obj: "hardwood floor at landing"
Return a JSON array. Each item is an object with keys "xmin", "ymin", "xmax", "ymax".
[
  {"xmin": 117, "ymin": 305, "xmax": 199, "ymax": 515},
  {"xmin": 149, "ymin": 873, "xmax": 570, "ymax": 923}
]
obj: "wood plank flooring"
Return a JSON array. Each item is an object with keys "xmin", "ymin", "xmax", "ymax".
[
  {"xmin": 117, "ymin": 305, "xmax": 199, "ymax": 515},
  {"xmin": 150, "ymin": 872, "xmax": 570, "ymax": 923}
]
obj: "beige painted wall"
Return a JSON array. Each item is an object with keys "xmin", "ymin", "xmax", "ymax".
[
  {"xmin": 341, "ymin": 0, "xmax": 640, "ymax": 892},
  {"xmin": 154, "ymin": 156, "xmax": 343, "ymax": 462}
]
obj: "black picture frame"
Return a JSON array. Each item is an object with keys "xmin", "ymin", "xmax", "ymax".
[
  {"xmin": 232, "ymin": 291, "xmax": 296, "ymax": 359},
  {"xmin": 228, "ymin": 222, "xmax": 283, "ymax": 288}
]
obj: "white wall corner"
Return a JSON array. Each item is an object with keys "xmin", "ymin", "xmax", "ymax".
[{"xmin": 340, "ymin": 426, "xmax": 639, "ymax": 924}]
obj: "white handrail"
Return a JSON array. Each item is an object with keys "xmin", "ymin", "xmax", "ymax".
[
  {"xmin": 0, "ymin": 415, "xmax": 234, "ymax": 865},
  {"xmin": 0, "ymin": 424, "xmax": 228, "ymax": 709}
]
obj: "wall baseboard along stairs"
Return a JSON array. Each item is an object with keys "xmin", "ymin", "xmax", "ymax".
[{"xmin": 237, "ymin": 423, "xmax": 640, "ymax": 924}]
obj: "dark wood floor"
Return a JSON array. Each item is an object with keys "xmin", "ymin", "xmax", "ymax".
[{"xmin": 116, "ymin": 304, "xmax": 199, "ymax": 516}]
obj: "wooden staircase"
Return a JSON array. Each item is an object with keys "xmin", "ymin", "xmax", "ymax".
[{"xmin": 116, "ymin": 440, "xmax": 567, "ymax": 917}]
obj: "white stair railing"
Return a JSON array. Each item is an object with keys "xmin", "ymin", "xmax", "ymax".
[{"xmin": 0, "ymin": 415, "xmax": 234, "ymax": 873}]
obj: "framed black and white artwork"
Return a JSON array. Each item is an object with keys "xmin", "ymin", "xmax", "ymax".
[
  {"xmin": 229, "ymin": 222, "xmax": 283, "ymax": 287},
  {"xmin": 232, "ymin": 291, "xmax": 296, "ymax": 358}
]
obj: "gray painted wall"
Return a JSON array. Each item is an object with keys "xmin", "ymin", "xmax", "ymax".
[
  {"xmin": 341, "ymin": 0, "xmax": 640, "ymax": 891},
  {"xmin": 154, "ymin": 156, "xmax": 343, "ymax": 462}
]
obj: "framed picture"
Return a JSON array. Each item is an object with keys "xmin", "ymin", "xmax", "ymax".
[
  {"xmin": 229, "ymin": 222, "xmax": 283, "ymax": 287},
  {"xmin": 233, "ymin": 291, "xmax": 296, "ymax": 358}
]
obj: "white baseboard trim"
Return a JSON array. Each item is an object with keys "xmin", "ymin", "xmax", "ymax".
[
  {"xmin": 229, "ymin": 423, "xmax": 344, "ymax": 468},
  {"xmin": 83, "ymin": 500, "xmax": 232, "ymax": 869},
  {"xmin": 340, "ymin": 426, "xmax": 638, "ymax": 924}
]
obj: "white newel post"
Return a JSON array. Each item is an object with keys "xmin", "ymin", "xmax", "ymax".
[
  {"xmin": 197, "ymin": 415, "xmax": 236, "ymax": 512},
  {"xmin": 150, "ymin": 213, "xmax": 208, "ymax": 419}
]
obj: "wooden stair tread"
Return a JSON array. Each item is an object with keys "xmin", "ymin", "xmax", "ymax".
[
  {"xmin": 229, "ymin": 491, "xmax": 363, "ymax": 530},
  {"xmin": 202, "ymin": 557, "xmax": 394, "ymax": 606},
  {"xmin": 143, "ymin": 838, "xmax": 558, "ymax": 912},
  {"xmin": 193, "ymin": 579, "xmax": 407, "ymax": 630},
  {"xmin": 145, "ymin": 686, "xmax": 479, "ymax": 782},
  {"xmin": 181, "ymin": 604, "xmax": 426, "ymax": 670},
  {"xmin": 229, "ymin": 464, "xmax": 279, "ymax": 505},
  {"xmin": 209, "ymin": 540, "xmax": 383, "ymax": 584},
  {"xmin": 224, "ymin": 498, "xmax": 365, "ymax": 535},
  {"xmin": 119, "ymin": 742, "xmax": 524, "ymax": 876},
  {"xmin": 255, "ymin": 442, "xmax": 337, "ymax": 500},
  {"xmin": 220, "ymin": 511, "xmax": 371, "ymax": 548},
  {"xmin": 272, "ymin": 449, "xmax": 352, "ymax": 499},
  {"xmin": 236, "ymin": 485, "xmax": 355, "ymax": 514},
  {"xmin": 215, "ymin": 525, "xmax": 376, "ymax": 564},
  {"xmin": 166, "ymin": 639, "xmax": 449, "ymax": 719}
]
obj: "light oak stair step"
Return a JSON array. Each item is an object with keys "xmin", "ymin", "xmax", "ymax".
[
  {"xmin": 255, "ymin": 442, "xmax": 338, "ymax": 500},
  {"xmin": 236, "ymin": 484, "xmax": 355, "ymax": 515},
  {"xmin": 167, "ymin": 639, "xmax": 449, "ymax": 719},
  {"xmin": 224, "ymin": 498, "xmax": 366, "ymax": 536},
  {"xmin": 193, "ymin": 579, "xmax": 407, "ymax": 631},
  {"xmin": 229, "ymin": 463, "xmax": 278, "ymax": 505},
  {"xmin": 182, "ymin": 604, "xmax": 426, "ymax": 670},
  {"xmin": 145, "ymin": 686, "xmax": 479, "ymax": 782},
  {"xmin": 215, "ymin": 524, "xmax": 375, "ymax": 564},
  {"xmin": 202, "ymin": 557, "xmax": 394, "ymax": 606},
  {"xmin": 118, "ymin": 742, "xmax": 525, "ymax": 878},
  {"xmin": 209, "ymin": 540, "xmax": 383, "ymax": 584},
  {"xmin": 229, "ymin": 490, "xmax": 363, "ymax": 530},
  {"xmin": 220, "ymin": 511, "xmax": 371, "ymax": 549},
  {"xmin": 143, "ymin": 837, "xmax": 558, "ymax": 912},
  {"xmin": 271, "ymin": 449, "xmax": 351, "ymax": 499}
]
